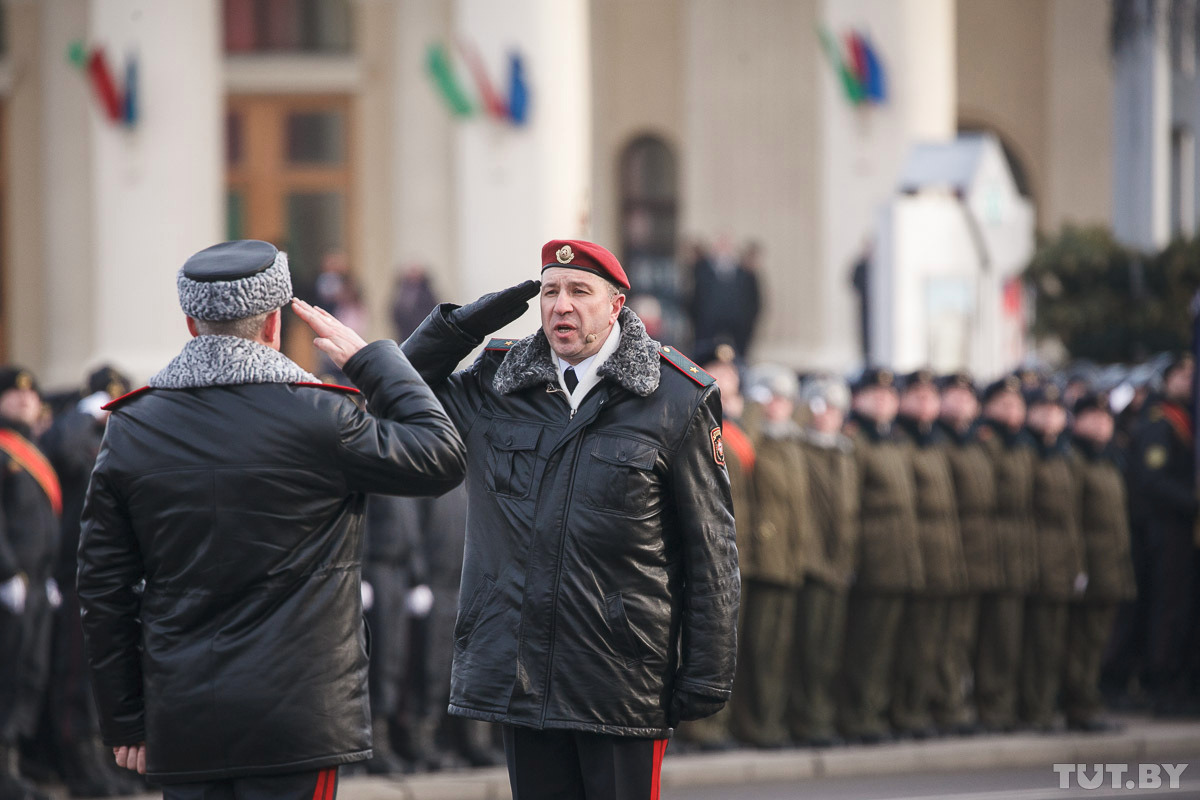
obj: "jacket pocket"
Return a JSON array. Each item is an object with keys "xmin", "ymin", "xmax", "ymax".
[
  {"xmin": 584, "ymin": 436, "xmax": 659, "ymax": 518},
  {"xmin": 485, "ymin": 422, "xmax": 542, "ymax": 499},
  {"xmin": 604, "ymin": 592, "xmax": 644, "ymax": 668},
  {"xmin": 455, "ymin": 574, "xmax": 497, "ymax": 647}
]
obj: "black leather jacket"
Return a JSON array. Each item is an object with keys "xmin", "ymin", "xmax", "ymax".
[
  {"xmin": 77, "ymin": 341, "xmax": 466, "ymax": 783},
  {"xmin": 402, "ymin": 306, "xmax": 739, "ymax": 738}
]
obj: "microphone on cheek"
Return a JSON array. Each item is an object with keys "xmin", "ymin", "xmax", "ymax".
[{"xmin": 585, "ymin": 333, "xmax": 598, "ymax": 344}]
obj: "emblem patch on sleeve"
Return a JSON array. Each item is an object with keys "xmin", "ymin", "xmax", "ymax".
[
  {"xmin": 710, "ymin": 427, "xmax": 726, "ymax": 467},
  {"xmin": 1145, "ymin": 444, "xmax": 1168, "ymax": 470}
]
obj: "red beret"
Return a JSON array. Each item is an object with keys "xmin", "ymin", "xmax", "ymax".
[{"xmin": 541, "ymin": 239, "xmax": 630, "ymax": 290}]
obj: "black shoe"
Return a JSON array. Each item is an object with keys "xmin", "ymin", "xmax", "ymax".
[
  {"xmin": 1067, "ymin": 718, "xmax": 1121, "ymax": 734},
  {"xmin": 365, "ymin": 720, "xmax": 410, "ymax": 776},
  {"xmin": 802, "ymin": 735, "xmax": 843, "ymax": 749}
]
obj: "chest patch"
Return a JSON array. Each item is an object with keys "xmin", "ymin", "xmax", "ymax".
[{"xmin": 711, "ymin": 427, "xmax": 726, "ymax": 467}]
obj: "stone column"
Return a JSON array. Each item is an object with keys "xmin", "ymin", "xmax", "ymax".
[
  {"xmin": 86, "ymin": 0, "xmax": 223, "ymax": 381},
  {"xmin": 452, "ymin": 0, "xmax": 591, "ymax": 338}
]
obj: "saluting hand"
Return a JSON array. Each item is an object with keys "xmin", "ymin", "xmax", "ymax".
[
  {"xmin": 292, "ymin": 298, "xmax": 369, "ymax": 369},
  {"xmin": 113, "ymin": 743, "xmax": 147, "ymax": 775},
  {"xmin": 448, "ymin": 280, "xmax": 541, "ymax": 339}
]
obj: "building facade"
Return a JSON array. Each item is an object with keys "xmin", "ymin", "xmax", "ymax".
[{"xmin": 0, "ymin": 0, "xmax": 1132, "ymax": 387}]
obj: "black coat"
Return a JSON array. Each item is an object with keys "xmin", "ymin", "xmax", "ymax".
[
  {"xmin": 402, "ymin": 305, "xmax": 739, "ymax": 738},
  {"xmin": 40, "ymin": 408, "xmax": 105, "ymax": 588},
  {"xmin": 76, "ymin": 340, "xmax": 466, "ymax": 783}
]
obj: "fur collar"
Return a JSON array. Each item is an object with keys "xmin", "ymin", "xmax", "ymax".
[
  {"xmin": 493, "ymin": 307, "xmax": 661, "ymax": 397},
  {"xmin": 149, "ymin": 335, "xmax": 317, "ymax": 389}
]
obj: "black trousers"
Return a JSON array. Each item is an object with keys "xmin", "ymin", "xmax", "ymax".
[
  {"xmin": 162, "ymin": 767, "xmax": 339, "ymax": 800},
  {"xmin": 502, "ymin": 726, "xmax": 667, "ymax": 800}
]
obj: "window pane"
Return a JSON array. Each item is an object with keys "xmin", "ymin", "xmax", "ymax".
[
  {"xmin": 223, "ymin": 0, "xmax": 257, "ymax": 52},
  {"xmin": 286, "ymin": 192, "xmax": 344, "ymax": 290},
  {"xmin": 286, "ymin": 111, "xmax": 345, "ymax": 164},
  {"xmin": 226, "ymin": 112, "xmax": 243, "ymax": 165},
  {"xmin": 223, "ymin": 0, "xmax": 352, "ymax": 53}
]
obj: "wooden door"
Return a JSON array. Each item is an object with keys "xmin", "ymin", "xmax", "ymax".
[{"xmin": 225, "ymin": 94, "xmax": 354, "ymax": 371}]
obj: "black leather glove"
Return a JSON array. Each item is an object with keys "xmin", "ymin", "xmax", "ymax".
[
  {"xmin": 668, "ymin": 689, "xmax": 726, "ymax": 727},
  {"xmin": 447, "ymin": 280, "xmax": 541, "ymax": 339}
]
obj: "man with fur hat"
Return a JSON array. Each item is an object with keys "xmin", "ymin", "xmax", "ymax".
[
  {"xmin": 729, "ymin": 364, "xmax": 806, "ymax": 748},
  {"xmin": 401, "ymin": 239, "xmax": 739, "ymax": 800},
  {"xmin": 788, "ymin": 374, "xmax": 857, "ymax": 747},
  {"xmin": 77, "ymin": 240, "xmax": 467, "ymax": 796},
  {"xmin": 0, "ymin": 366, "xmax": 59, "ymax": 800},
  {"xmin": 840, "ymin": 368, "xmax": 922, "ymax": 743}
]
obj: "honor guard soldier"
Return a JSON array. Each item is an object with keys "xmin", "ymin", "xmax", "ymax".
[
  {"xmin": 1065, "ymin": 392, "xmax": 1135, "ymax": 731},
  {"xmin": 729, "ymin": 365, "xmax": 807, "ymax": 748},
  {"xmin": 78, "ymin": 240, "xmax": 466, "ymax": 797},
  {"xmin": 892, "ymin": 370, "xmax": 967, "ymax": 739},
  {"xmin": 1021, "ymin": 384, "xmax": 1086, "ymax": 730},
  {"xmin": 677, "ymin": 344, "xmax": 754, "ymax": 753},
  {"xmin": 40, "ymin": 365, "xmax": 137, "ymax": 797},
  {"xmin": 935, "ymin": 372, "xmax": 996, "ymax": 734},
  {"xmin": 974, "ymin": 376, "xmax": 1036, "ymax": 732},
  {"xmin": 839, "ymin": 368, "xmax": 922, "ymax": 744},
  {"xmin": 788, "ymin": 375, "xmax": 858, "ymax": 748},
  {"xmin": 1129, "ymin": 355, "xmax": 1198, "ymax": 714},
  {"xmin": 0, "ymin": 367, "xmax": 59, "ymax": 800},
  {"xmin": 400, "ymin": 239, "xmax": 739, "ymax": 800}
]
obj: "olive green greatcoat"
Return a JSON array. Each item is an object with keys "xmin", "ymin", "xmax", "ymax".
[
  {"xmin": 787, "ymin": 431, "xmax": 858, "ymax": 742},
  {"xmin": 1072, "ymin": 440, "xmax": 1136, "ymax": 603},
  {"xmin": 896, "ymin": 418, "xmax": 968, "ymax": 596},
  {"xmin": 941, "ymin": 422, "xmax": 1002, "ymax": 592},
  {"xmin": 976, "ymin": 420, "xmax": 1037, "ymax": 594},
  {"xmin": 847, "ymin": 415, "xmax": 923, "ymax": 592}
]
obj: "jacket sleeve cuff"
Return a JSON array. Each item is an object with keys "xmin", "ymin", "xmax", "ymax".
[{"xmin": 342, "ymin": 339, "xmax": 399, "ymax": 385}]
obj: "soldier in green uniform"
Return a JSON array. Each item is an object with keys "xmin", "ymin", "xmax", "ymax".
[
  {"xmin": 678, "ymin": 346, "xmax": 756, "ymax": 751},
  {"xmin": 1021, "ymin": 384, "xmax": 1086, "ymax": 730},
  {"xmin": 787, "ymin": 374, "xmax": 858, "ymax": 748},
  {"xmin": 974, "ymin": 376, "xmax": 1036, "ymax": 732},
  {"xmin": 935, "ymin": 372, "xmax": 997, "ymax": 734},
  {"xmin": 892, "ymin": 370, "xmax": 968, "ymax": 738},
  {"xmin": 730, "ymin": 365, "xmax": 807, "ymax": 747},
  {"xmin": 840, "ymin": 368, "xmax": 922, "ymax": 743},
  {"xmin": 1065, "ymin": 392, "xmax": 1136, "ymax": 731}
]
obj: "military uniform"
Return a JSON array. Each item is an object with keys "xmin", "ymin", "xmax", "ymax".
[
  {"xmin": 1065, "ymin": 435, "xmax": 1135, "ymax": 728},
  {"xmin": 840, "ymin": 408, "xmax": 922, "ymax": 741},
  {"xmin": 678, "ymin": 417, "xmax": 754, "ymax": 749},
  {"xmin": 1128, "ymin": 397, "xmax": 1197, "ymax": 709},
  {"xmin": 729, "ymin": 418, "xmax": 806, "ymax": 747},
  {"xmin": 974, "ymin": 414, "xmax": 1036, "ymax": 730},
  {"xmin": 1020, "ymin": 429, "xmax": 1085, "ymax": 728},
  {"xmin": 0, "ymin": 371, "xmax": 61, "ymax": 800},
  {"xmin": 891, "ymin": 415, "xmax": 967, "ymax": 736},
  {"xmin": 935, "ymin": 417, "xmax": 998, "ymax": 731},
  {"xmin": 787, "ymin": 429, "xmax": 858, "ymax": 745}
]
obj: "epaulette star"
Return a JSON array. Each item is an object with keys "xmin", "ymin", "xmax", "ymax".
[{"xmin": 659, "ymin": 346, "xmax": 715, "ymax": 387}]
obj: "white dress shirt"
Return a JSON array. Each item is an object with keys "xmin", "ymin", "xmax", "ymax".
[{"xmin": 556, "ymin": 320, "xmax": 622, "ymax": 411}]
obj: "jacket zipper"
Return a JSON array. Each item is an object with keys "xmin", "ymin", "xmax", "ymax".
[{"xmin": 546, "ymin": 383, "xmax": 575, "ymax": 418}]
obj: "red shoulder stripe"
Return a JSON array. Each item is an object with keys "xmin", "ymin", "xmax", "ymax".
[
  {"xmin": 0, "ymin": 430, "xmax": 62, "ymax": 515},
  {"xmin": 102, "ymin": 386, "xmax": 154, "ymax": 411},
  {"xmin": 293, "ymin": 382, "xmax": 361, "ymax": 395}
]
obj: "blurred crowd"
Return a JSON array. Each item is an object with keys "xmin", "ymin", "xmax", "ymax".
[
  {"xmin": 677, "ymin": 347, "xmax": 1199, "ymax": 752},
  {"xmin": 1, "ymin": 256, "xmax": 1197, "ymax": 796}
]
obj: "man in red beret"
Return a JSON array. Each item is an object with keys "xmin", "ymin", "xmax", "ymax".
[{"xmin": 396, "ymin": 239, "xmax": 739, "ymax": 800}]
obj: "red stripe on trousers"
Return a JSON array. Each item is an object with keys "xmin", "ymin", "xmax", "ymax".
[
  {"xmin": 324, "ymin": 769, "xmax": 336, "ymax": 800},
  {"xmin": 650, "ymin": 739, "xmax": 668, "ymax": 800},
  {"xmin": 312, "ymin": 769, "xmax": 328, "ymax": 800}
]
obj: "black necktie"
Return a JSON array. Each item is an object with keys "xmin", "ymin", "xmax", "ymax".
[{"xmin": 563, "ymin": 367, "xmax": 579, "ymax": 394}]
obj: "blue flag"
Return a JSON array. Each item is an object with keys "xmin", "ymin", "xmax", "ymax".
[{"xmin": 508, "ymin": 52, "xmax": 529, "ymax": 125}]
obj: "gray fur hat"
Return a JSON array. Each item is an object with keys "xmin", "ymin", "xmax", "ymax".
[{"xmin": 177, "ymin": 240, "xmax": 293, "ymax": 321}]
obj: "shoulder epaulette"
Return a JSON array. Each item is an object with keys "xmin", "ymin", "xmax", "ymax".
[
  {"xmin": 292, "ymin": 382, "xmax": 361, "ymax": 396},
  {"xmin": 102, "ymin": 386, "xmax": 154, "ymax": 411},
  {"xmin": 658, "ymin": 346, "xmax": 716, "ymax": 388},
  {"xmin": 485, "ymin": 337, "xmax": 517, "ymax": 352}
]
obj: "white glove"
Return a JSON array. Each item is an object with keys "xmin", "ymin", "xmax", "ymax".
[
  {"xmin": 1074, "ymin": 572, "xmax": 1089, "ymax": 595},
  {"xmin": 406, "ymin": 584, "xmax": 434, "ymax": 618},
  {"xmin": 0, "ymin": 574, "xmax": 28, "ymax": 614},
  {"xmin": 360, "ymin": 580, "xmax": 375, "ymax": 612},
  {"xmin": 46, "ymin": 577, "xmax": 63, "ymax": 609}
]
